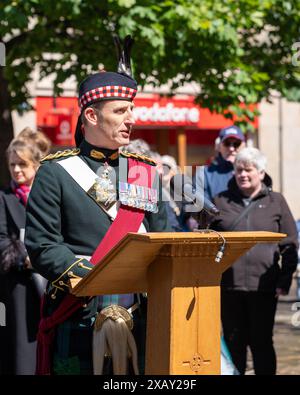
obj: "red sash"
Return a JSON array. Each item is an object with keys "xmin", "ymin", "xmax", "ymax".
[{"xmin": 36, "ymin": 158, "xmax": 156, "ymax": 375}]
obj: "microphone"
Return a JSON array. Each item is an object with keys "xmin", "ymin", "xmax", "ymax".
[{"xmin": 169, "ymin": 174, "xmax": 220, "ymax": 216}]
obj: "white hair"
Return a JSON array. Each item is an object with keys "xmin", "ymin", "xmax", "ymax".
[
  {"xmin": 161, "ymin": 155, "xmax": 178, "ymax": 173},
  {"xmin": 215, "ymin": 136, "xmax": 221, "ymax": 151},
  {"xmin": 122, "ymin": 139, "xmax": 150, "ymax": 156},
  {"xmin": 234, "ymin": 147, "xmax": 267, "ymax": 172}
]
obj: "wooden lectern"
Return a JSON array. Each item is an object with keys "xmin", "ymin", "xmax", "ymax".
[{"xmin": 71, "ymin": 231, "xmax": 285, "ymax": 375}]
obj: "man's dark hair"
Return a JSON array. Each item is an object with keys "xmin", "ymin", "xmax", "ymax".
[{"xmin": 81, "ymin": 102, "xmax": 104, "ymax": 126}]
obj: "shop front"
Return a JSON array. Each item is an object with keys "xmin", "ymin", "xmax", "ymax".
[{"xmin": 36, "ymin": 94, "xmax": 257, "ymax": 169}]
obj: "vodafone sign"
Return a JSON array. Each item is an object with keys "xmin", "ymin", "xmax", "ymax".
[
  {"xmin": 133, "ymin": 95, "xmax": 201, "ymax": 127},
  {"xmin": 36, "ymin": 95, "xmax": 258, "ymax": 143},
  {"xmin": 134, "ymin": 103, "xmax": 200, "ymax": 124}
]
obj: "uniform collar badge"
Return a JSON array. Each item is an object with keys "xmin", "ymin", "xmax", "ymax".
[{"xmin": 90, "ymin": 149, "xmax": 119, "ymax": 161}]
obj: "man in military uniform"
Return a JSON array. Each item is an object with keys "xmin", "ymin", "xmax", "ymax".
[{"xmin": 25, "ymin": 37, "xmax": 170, "ymax": 375}]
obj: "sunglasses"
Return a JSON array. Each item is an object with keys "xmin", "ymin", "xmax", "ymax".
[{"xmin": 223, "ymin": 140, "xmax": 242, "ymax": 148}]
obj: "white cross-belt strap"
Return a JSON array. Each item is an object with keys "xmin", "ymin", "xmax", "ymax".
[
  {"xmin": 57, "ymin": 156, "xmax": 116, "ymax": 220},
  {"xmin": 57, "ymin": 156, "xmax": 146, "ymax": 232}
]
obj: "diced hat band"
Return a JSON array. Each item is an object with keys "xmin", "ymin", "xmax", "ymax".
[{"xmin": 79, "ymin": 85, "xmax": 137, "ymax": 110}]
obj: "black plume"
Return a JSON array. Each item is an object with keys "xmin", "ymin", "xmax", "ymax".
[{"xmin": 113, "ymin": 34, "xmax": 134, "ymax": 77}]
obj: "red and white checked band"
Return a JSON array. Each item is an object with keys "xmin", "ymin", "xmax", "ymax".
[{"xmin": 79, "ymin": 85, "xmax": 137, "ymax": 109}]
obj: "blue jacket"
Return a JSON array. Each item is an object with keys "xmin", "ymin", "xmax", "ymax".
[{"xmin": 200, "ymin": 154, "xmax": 234, "ymax": 201}]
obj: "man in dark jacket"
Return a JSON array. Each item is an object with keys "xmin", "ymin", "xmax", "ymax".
[{"xmin": 211, "ymin": 147, "xmax": 298, "ymax": 375}]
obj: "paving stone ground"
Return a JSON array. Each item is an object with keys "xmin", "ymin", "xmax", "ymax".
[{"xmin": 274, "ymin": 303, "xmax": 300, "ymax": 375}]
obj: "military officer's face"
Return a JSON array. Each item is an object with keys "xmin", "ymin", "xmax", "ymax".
[
  {"xmin": 8, "ymin": 151, "xmax": 38, "ymax": 187},
  {"xmin": 84, "ymin": 100, "xmax": 135, "ymax": 149}
]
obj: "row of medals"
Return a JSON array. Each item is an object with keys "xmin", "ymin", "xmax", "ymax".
[
  {"xmin": 119, "ymin": 182, "xmax": 158, "ymax": 213},
  {"xmin": 94, "ymin": 164, "xmax": 158, "ymax": 213}
]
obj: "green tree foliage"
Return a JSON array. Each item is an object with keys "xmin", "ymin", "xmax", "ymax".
[{"xmin": 1, "ymin": 0, "xmax": 300, "ymax": 183}]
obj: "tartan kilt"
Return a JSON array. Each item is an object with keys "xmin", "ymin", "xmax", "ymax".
[{"xmin": 53, "ymin": 317, "xmax": 94, "ymax": 375}]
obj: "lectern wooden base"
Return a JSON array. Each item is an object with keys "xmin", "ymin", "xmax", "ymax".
[
  {"xmin": 147, "ymin": 256, "xmax": 221, "ymax": 374},
  {"xmin": 71, "ymin": 231, "xmax": 285, "ymax": 375}
]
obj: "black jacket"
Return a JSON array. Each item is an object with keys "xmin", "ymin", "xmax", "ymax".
[
  {"xmin": 0, "ymin": 189, "xmax": 27, "ymax": 272},
  {"xmin": 0, "ymin": 188, "xmax": 47, "ymax": 374},
  {"xmin": 211, "ymin": 177, "xmax": 298, "ymax": 293}
]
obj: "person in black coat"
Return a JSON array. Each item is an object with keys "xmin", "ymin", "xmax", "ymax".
[
  {"xmin": 211, "ymin": 147, "xmax": 298, "ymax": 375},
  {"xmin": 0, "ymin": 129, "xmax": 50, "ymax": 375}
]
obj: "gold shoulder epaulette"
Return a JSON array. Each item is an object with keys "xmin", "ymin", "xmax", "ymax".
[
  {"xmin": 41, "ymin": 148, "xmax": 81, "ymax": 162},
  {"xmin": 120, "ymin": 150, "xmax": 157, "ymax": 166}
]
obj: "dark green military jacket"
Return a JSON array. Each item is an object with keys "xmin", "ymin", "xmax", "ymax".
[{"xmin": 25, "ymin": 140, "xmax": 171, "ymax": 318}]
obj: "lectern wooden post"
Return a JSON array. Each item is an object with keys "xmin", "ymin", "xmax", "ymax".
[{"xmin": 71, "ymin": 231, "xmax": 285, "ymax": 375}]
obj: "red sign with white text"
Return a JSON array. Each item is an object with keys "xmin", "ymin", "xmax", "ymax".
[
  {"xmin": 133, "ymin": 94, "xmax": 258, "ymax": 129},
  {"xmin": 133, "ymin": 95, "xmax": 200, "ymax": 127},
  {"xmin": 36, "ymin": 94, "xmax": 258, "ymax": 146}
]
